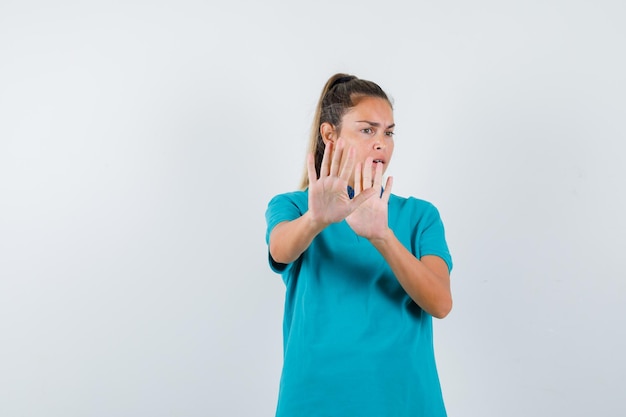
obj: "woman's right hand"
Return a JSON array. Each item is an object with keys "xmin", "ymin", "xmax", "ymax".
[
  {"xmin": 269, "ymin": 139, "xmax": 377, "ymax": 265},
  {"xmin": 306, "ymin": 139, "xmax": 376, "ymax": 228}
]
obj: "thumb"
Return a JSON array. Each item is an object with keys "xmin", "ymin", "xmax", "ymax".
[{"xmin": 350, "ymin": 187, "xmax": 377, "ymax": 207}]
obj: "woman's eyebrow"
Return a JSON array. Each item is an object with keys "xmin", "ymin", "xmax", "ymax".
[{"xmin": 355, "ymin": 120, "xmax": 396, "ymax": 129}]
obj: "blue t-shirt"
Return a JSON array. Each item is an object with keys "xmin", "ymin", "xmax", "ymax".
[{"xmin": 265, "ymin": 190, "xmax": 453, "ymax": 417}]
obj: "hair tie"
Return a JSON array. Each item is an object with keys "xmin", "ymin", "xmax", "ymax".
[{"xmin": 330, "ymin": 75, "xmax": 356, "ymax": 89}]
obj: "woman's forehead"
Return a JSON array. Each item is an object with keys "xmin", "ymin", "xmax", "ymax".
[{"xmin": 344, "ymin": 96, "xmax": 394, "ymax": 123}]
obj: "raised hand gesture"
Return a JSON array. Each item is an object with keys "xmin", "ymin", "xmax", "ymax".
[
  {"xmin": 346, "ymin": 157, "xmax": 393, "ymax": 241},
  {"xmin": 307, "ymin": 139, "xmax": 377, "ymax": 228}
]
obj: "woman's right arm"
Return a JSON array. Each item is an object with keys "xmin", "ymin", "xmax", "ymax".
[{"xmin": 268, "ymin": 212, "xmax": 327, "ymax": 265}]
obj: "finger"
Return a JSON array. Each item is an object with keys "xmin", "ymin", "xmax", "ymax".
[
  {"xmin": 362, "ymin": 157, "xmax": 373, "ymax": 189},
  {"xmin": 307, "ymin": 153, "xmax": 317, "ymax": 184},
  {"xmin": 319, "ymin": 141, "xmax": 332, "ymax": 177},
  {"xmin": 339, "ymin": 146, "xmax": 356, "ymax": 181},
  {"xmin": 373, "ymin": 160, "xmax": 384, "ymax": 192},
  {"xmin": 330, "ymin": 139, "xmax": 343, "ymax": 177},
  {"xmin": 381, "ymin": 176, "xmax": 393, "ymax": 203},
  {"xmin": 353, "ymin": 162, "xmax": 362, "ymax": 195}
]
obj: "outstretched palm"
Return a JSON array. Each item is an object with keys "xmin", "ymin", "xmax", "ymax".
[
  {"xmin": 346, "ymin": 158, "xmax": 393, "ymax": 240},
  {"xmin": 307, "ymin": 140, "xmax": 376, "ymax": 227}
]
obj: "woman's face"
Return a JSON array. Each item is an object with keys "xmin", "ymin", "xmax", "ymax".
[{"xmin": 322, "ymin": 96, "xmax": 395, "ymax": 184}]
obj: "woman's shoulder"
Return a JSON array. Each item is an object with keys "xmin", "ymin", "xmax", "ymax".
[
  {"xmin": 389, "ymin": 194, "xmax": 445, "ymax": 226},
  {"xmin": 390, "ymin": 193, "xmax": 438, "ymax": 211},
  {"xmin": 267, "ymin": 189, "xmax": 308, "ymax": 208}
]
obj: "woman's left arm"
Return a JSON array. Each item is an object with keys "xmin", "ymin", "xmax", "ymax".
[
  {"xmin": 369, "ymin": 232, "xmax": 452, "ymax": 319},
  {"xmin": 347, "ymin": 160, "xmax": 452, "ymax": 318}
]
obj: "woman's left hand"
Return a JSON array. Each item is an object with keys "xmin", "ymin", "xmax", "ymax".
[{"xmin": 346, "ymin": 158, "xmax": 393, "ymax": 240}]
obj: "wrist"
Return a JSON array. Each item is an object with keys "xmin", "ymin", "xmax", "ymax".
[
  {"xmin": 368, "ymin": 227, "xmax": 395, "ymax": 248},
  {"xmin": 303, "ymin": 211, "xmax": 330, "ymax": 235}
]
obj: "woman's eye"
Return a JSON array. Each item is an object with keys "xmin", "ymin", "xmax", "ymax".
[
  {"xmin": 361, "ymin": 128, "xmax": 373, "ymax": 134},
  {"xmin": 386, "ymin": 131, "xmax": 395, "ymax": 137}
]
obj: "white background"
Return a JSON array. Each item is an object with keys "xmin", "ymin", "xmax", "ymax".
[{"xmin": 1, "ymin": 1, "xmax": 625, "ymax": 416}]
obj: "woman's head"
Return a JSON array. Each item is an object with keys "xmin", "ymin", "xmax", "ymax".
[{"xmin": 300, "ymin": 73, "xmax": 393, "ymax": 189}]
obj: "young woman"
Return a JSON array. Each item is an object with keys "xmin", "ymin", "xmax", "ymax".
[{"xmin": 265, "ymin": 73, "xmax": 453, "ymax": 416}]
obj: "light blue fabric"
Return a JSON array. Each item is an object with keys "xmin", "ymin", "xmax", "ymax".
[{"xmin": 265, "ymin": 190, "xmax": 453, "ymax": 417}]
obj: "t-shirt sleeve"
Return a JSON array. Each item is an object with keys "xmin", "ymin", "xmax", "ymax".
[
  {"xmin": 416, "ymin": 202, "xmax": 453, "ymax": 273},
  {"xmin": 265, "ymin": 192, "xmax": 306, "ymax": 273}
]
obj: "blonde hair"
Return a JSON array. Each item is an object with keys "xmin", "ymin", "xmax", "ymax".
[{"xmin": 299, "ymin": 73, "xmax": 392, "ymax": 189}]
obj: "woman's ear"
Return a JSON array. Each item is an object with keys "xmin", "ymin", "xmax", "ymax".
[{"xmin": 320, "ymin": 122, "xmax": 336, "ymax": 146}]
